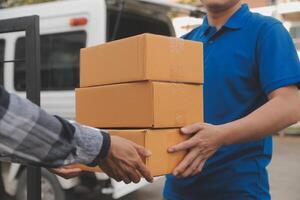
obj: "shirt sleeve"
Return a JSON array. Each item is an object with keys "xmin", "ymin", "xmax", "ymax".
[
  {"xmin": 0, "ymin": 86, "xmax": 110, "ymax": 168},
  {"xmin": 257, "ymin": 22, "xmax": 300, "ymax": 95}
]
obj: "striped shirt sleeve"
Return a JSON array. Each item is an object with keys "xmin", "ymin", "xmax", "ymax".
[{"xmin": 0, "ymin": 86, "xmax": 110, "ymax": 168}]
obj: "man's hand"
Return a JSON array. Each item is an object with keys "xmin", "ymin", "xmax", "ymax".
[
  {"xmin": 99, "ymin": 136, "xmax": 154, "ymax": 184},
  {"xmin": 168, "ymin": 123, "xmax": 224, "ymax": 178},
  {"xmin": 48, "ymin": 166, "xmax": 82, "ymax": 179}
]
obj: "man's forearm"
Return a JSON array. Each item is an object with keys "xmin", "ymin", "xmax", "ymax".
[
  {"xmin": 220, "ymin": 86, "xmax": 300, "ymax": 146},
  {"xmin": 0, "ymin": 86, "xmax": 110, "ymax": 167}
]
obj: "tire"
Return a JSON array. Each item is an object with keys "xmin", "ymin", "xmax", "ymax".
[
  {"xmin": 0, "ymin": 164, "xmax": 13, "ymax": 200},
  {"xmin": 16, "ymin": 168, "xmax": 66, "ymax": 200}
]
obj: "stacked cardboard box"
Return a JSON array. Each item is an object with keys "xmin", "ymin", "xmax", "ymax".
[{"xmin": 75, "ymin": 33, "xmax": 203, "ymax": 176}]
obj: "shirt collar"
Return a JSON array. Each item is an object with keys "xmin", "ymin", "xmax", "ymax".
[
  {"xmin": 198, "ymin": 16, "xmax": 210, "ymax": 37},
  {"xmin": 223, "ymin": 4, "xmax": 250, "ymax": 29},
  {"xmin": 198, "ymin": 4, "xmax": 250, "ymax": 37},
  {"xmin": 201, "ymin": 16, "xmax": 210, "ymax": 31}
]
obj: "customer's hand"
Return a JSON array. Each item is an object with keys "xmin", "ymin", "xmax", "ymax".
[
  {"xmin": 48, "ymin": 166, "xmax": 82, "ymax": 179},
  {"xmin": 99, "ymin": 136, "xmax": 154, "ymax": 184},
  {"xmin": 168, "ymin": 123, "xmax": 224, "ymax": 178}
]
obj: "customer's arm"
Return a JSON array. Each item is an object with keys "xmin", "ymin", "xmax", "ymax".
[
  {"xmin": 0, "ymin": 86, "xmax": 153, "ymax": 183},
  {"xmin": 0, "ymin": 86, "xmax": 108, "ymax": 167}
]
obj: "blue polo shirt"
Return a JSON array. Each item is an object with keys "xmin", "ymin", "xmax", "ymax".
[{"xmin": 164, "ymin": 4, "xmax": 300, "ymax": 200}]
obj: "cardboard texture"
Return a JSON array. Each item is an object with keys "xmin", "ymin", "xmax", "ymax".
[
  {"xmin": 80, "ymin": 33, "xmax": 203, "ymax": 87},
  {"xmin": 76, "ymin": 81, "xmax": 203, "ymax": 128},
  {"xmin": 73, "ymin": 129, "xmax": 189, "ymax": 176}
]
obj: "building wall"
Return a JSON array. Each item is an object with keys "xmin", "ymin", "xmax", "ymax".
[
  {"xmin": 173, "ymin": 0, "xmax": 300, "ymax": 8},
  {"xmin": 242, "ymin": 0, "xmax": 272, "ymax": 7},
  {"xmin": 172, "ymin": 0, "xmax": 276, "ymax": 8}
]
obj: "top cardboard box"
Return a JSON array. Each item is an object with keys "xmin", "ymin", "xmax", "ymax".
[{"xmin": 80, "ymin": 33, "xmax": 203, "ymax": 87}]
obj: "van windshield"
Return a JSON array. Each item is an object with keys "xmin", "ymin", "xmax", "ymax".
[{"xmin": 107, "ymin": 1, "xmax": 174, "ymax": 41}]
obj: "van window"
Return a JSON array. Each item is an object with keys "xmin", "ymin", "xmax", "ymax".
[
  {"xmin": 0, "ymin": 39, "xmax": 5, "ymax": 86},
  {"xmin": 14, "ymin": 31, "xmax": 86, "ymax": 91},
  {"xmin": 107, "ymin": 9, "xmax": 172, "ymax": 41}
]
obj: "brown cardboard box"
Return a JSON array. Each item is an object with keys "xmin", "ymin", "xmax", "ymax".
[
  {"xmin": 73, "ymin": 129, "xmax": 189, "ymax": 176},
  {"xmin": 76, "ymin": 81, "xmax": 203, "ymax": 128},
  {"xmin": 80, "ymin": 33, "xmax": 203, "ymax": 87}
]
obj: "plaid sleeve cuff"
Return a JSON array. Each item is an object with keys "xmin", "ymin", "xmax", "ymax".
[
  {"xmin": 87, "ymin": 131, "xmax": 111, "ymax": 167},
  {"xmin": 68, "ymin": 122, "xmax": 110, "ymax": 166},
  {"xmin": 98, "ymin": 131, "xmax": 111, "ymax": 159}
]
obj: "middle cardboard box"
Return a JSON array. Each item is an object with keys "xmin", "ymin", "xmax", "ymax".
[{"xmin": 76, "ymin": 81, "xmax": 203, "ymax": 128}]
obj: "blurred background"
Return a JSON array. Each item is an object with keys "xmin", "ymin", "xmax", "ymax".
[{"xmin": 0, "ymin": 0, "xmax": 299, "ymax": 200}]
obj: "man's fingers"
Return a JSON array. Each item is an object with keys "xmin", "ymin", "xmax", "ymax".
[
  {"xmin": 100, "ymin": 164, "xmax": 118, "ymax": 181},
  {"xmin": 101, "ymin": 162, "xmax": 124, "ymax": 182},
  {"xmin": 193, "ymin": 160, "xmax": 206, "ymax": 176},
  {"xmin": 64, "ymin": 165, "xmax": 82, "ymax": 169},
  {"xmin": 136, "ymin": 170, "xmax": 142, "ymax": 181},
  {"xmin": 168, "ymin": 138, "xmax": 197, "ymax": 153},
  {"xmin": 115, "ymin": 166, "xmax": 131, "ymax": 184},
  {"xmin": 61, "ymin": 169, "xmax": 82, "ymax": 179},
  {"xmin": 181, "ymin": 123, "xmax": 208, "ymax": 135},
  {"xmin": 136, "ymin": 161, "xmax": 153, "ymax": 183},
  {"xmin": 60, "ymin": 168, "xmax": 82, "ymax": 174},
  {"xmin": 122, "ymin": 173, "xmax": 132, "ymax": 184},
  {"xmin": 104, "ymin": 136, "xmax": 152, "ymax": 183},
  {"xmin": 173, "ymin": 149, "xmax": 199, "ymax": 176},
  {"xmin": 180, "ymin": 156, "xmax": 202, "ymax": 178},
  {"xmin": 126, "ymin": 168, "xmax": 141, "ymax": 183},
  {"xmin": 118, "ymin": 162, "xmax": 142, "ymax": 184},
  {"xmin": 49, "ymin": 167, "xmax": 82, "ymax": 179}
]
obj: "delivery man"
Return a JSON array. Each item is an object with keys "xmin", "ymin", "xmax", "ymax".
[
  {"xmin": 164, "ymin": 0, "xmax": 300, "ymax": 199},
  {"xmin": 0, "ymin": 86, "xmax": 153, "ymax": 186}
]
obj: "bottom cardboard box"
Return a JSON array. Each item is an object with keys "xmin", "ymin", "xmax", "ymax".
[{"xmin": 72, "ymin": 129, "xmax": 189, "ymax": 177}]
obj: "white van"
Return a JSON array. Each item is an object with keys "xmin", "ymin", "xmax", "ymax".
[{"xmin": 0, "ymin": 0, "xmax": 203, "ymax": 199}]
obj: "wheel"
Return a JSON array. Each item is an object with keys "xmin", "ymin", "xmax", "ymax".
[
  {"xmin": 0, "ymin": 164, "xmax": 13, "ymax": 200},
  {"xmin": 16, "ymin": 168, "xmax": 66, "ymax": 200}
]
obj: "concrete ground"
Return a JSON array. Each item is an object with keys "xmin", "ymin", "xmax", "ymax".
[
  {"xmin": 268, "ymin": 136, "xmax": 300, "ymax": 200},
  {"xmin": 116, "ymin": 136, "xmax": 300, "ymax": 200}
]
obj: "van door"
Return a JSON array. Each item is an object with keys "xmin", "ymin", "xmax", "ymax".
[
  {"xmin": 0, "ymin": 39, "xmax": 4, "ymax": 86},
  {"xmin": 14, "ymin": 31, "xmax": 86, "ymax": 119},
  {"xmin": 1, "ymin": 0, "xmax": 107, "ymax": 119}
]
